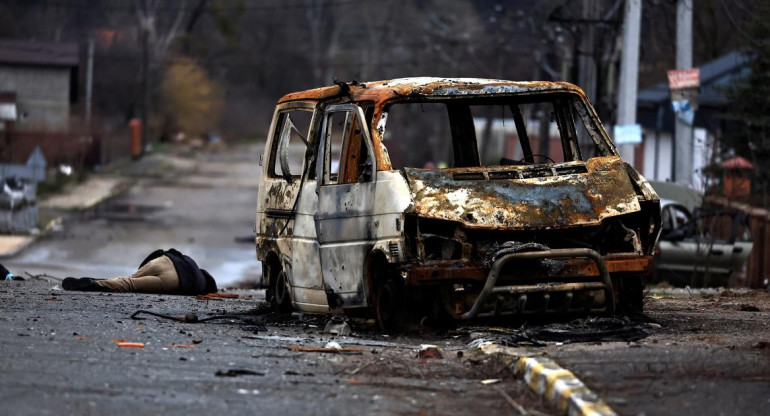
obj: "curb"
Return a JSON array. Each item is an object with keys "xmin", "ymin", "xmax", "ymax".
[
  {"xmin": 1, "ymin": 177, "xmax": 132, "ymax": 259},
  {"xmin": 478, "ymin": 343, "xmax": 617, "ymax": 416},
  {"xmin": 0, "ymin": 216, "xmax": 62, "ymax": 258}
]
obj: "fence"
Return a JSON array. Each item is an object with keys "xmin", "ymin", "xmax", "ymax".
[
  {"xmin": 0, "ymin": 146, "xmax": 46, "ymax": 233},
  {"xmin": 704, "ymin": 195, "xmax": 767, "ymax": 288}
]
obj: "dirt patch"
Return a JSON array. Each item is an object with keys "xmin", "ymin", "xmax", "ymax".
[{"xmin": 645, "ymin": 289, "xmax": 770, "ymax": 350}]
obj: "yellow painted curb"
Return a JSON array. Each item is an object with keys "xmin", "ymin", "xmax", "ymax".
[{"xmin": 477, "ymin": 342, "xmax": 617, "ymax": 416}]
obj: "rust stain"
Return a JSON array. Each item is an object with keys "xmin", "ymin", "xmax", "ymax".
[
  {"xmin": 276, "ymin": 78, "xmax": 598, "ymax": 171},
  {"xmin": 261, "ymin": 77, "xmax": 661, "ymax": 318},
  {"xmin": 402, "ymin": 157, "xmax": 640, "ymax": 230}
]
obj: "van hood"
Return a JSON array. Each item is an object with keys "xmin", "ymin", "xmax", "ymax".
[{"xmin": 402, "ymin": 157, "xmax": 640, "ymax": 229}]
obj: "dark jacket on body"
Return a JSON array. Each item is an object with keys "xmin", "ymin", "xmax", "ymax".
[{"xmin": 139, "ymin": 249, "xmax": 218, "ymax": 295}]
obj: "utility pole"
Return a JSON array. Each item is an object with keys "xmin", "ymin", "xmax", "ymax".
[
  {"xmin": 85, "ymin": 37, "xmax": 94, "ymax": 128},
  {"xmin": 674, "ymin": 0, "xmax": 693, "ymax": 185},
  {"xmin": 141, "ymin": 26, "xmax": 149, "ymax": 157},
  {"xmin": 616, "ymin": 0, "xmax": 642, "ymax": 162},
  {"xmin": 578, "ymin": 0, "xmax": 598, "ymax": 103}
]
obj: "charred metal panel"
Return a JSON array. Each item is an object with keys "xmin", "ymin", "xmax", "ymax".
[
  {"xmin": 372, "ymin": 171, "xmax": 412, "ymax": 235},
  {"xmin": 255, "ymin": 101, "xmax": 327, "ymax": 310},
  {"xmin": 403, "ymin": 157, "xmax": 640, "ymax": 230},
  {"xmin": 316, "ymin": 182, "xmax": 375, "ymax": 307},
  {"xmin": 290, "ymin": 289, "xmax": 332, "ymax": 314},
  {"xmin": 367, "ymin": 171, "xmax": 412, "ymax": 263},
  {"xmin": 259, "ymin": 78, "xmax": 662, "ymax": 318},
  {"xmin": 289, "ymin": 181, "xmax": 324, "ymax": 291},
  {"xmin": 278, "ymin": 78, "xmax": 589, "ymax": 105},
  {"xmin": 314, "ymin": 173, "xmax": 411, "ymax": 306}
]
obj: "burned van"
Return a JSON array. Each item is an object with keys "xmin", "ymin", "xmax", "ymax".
[{"xmin": 256, "ymin": 78, "xmax": 661, "ymax": 328}]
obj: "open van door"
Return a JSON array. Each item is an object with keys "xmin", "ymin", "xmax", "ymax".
[{"xmin": 314, "ymin": 104, "xmax": 377, "ymax": 309}]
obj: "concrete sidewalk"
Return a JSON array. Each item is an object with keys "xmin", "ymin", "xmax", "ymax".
[
  {"xmin": 0, "ymin": 176, "xmax": 131, "ymax": 258},
  {"xmin": 38, "ymin": 176, "xmax": 131, "ymax": 211},
  {"xmin": 0, "ymin": 235, "xmax": 36, "ymax": 259}
]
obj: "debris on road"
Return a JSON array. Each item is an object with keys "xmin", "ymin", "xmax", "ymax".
[
  {"xmin": 116, "ymin": 342, "xmax": 145, "ymax": 348},
  {"xmin": 289, "ymin": 345, "xmax": 363, "ymax": 355},
  {"xmin": 196, "ymin": 292, "xmax": 240, "ymax": 301},
  {"xmin": 240, "ymin": 324, "xmax": 267, "ymax": 333},
  {"xmin": 324, "ymin": 316, "xmax": 351, "ymax": 336},
  {"xmin": 738, "ymin": 304, "xmax": 760, "ymax": 312},
  {"xmin": 215, "ymin": 369, "xmax": 264, "ymax": 377},
  {"xmin": 480, "ymin": 379, "xmax": 501, "ymax": 385},
  {"xmin": 131, "ymin": 310, "xmax": 201, "ymax": 322},
  {"xmin": 131, "ymin": 309, "xmax": 268, "ymax": 328},
  {"xmin": 25, "ymin": 272, "xmax": 59, "ymax": 282},
  {"xmin": 506, "ymin": 317, "xmax": 650, "ymax": 346},
  {"xmin": 417, "ymin": 344, "xmax": 443, "ymax": 359}
]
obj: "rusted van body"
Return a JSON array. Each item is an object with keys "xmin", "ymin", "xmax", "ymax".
[{"xmin": 256, "ymin": 78, "xmax": 661, "ymax": 327}]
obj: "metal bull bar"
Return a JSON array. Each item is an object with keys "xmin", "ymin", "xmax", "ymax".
[{"xmin": 459, "ymin": 248, "xmax": 615, "ymax": 319}]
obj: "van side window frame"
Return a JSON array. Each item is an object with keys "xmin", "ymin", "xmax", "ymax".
[
  {"xmin": 267, "ymin": 104, "xmax": 314, "ymax": 180},
  {"xmin": 316, "ymin": 104, "xmax": 376, "ymax": 186}
]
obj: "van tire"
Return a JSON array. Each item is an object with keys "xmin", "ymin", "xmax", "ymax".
[
  {"xmin": 616, "ymin": 275, "xmax": 644, "ymax": 315},
  {"xmin": 374, "ymin": 275, "xmax": 405, "ymax": 332},
  {"xmin": 273, "ymin": 270, "xmax": 293, "ymax": 312},
  {"xmin": 265, "ymin": 259, "xmax": 292, "ymax": 313}
]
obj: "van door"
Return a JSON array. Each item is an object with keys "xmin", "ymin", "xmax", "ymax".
[
  {"xmin": 315, "ymin": 104, "xmax": 377, "ymax": 309},
  {"xmin": 262, "ymin": 103, "xmax": 324, "ymax": 308}
]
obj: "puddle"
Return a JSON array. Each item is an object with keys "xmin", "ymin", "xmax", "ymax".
[
  {"xmin": 98, "ymin": 202, "xmax": 168, "ymax": 221},
  {"xmin": 249, "ymin": 334, "xmax": 422, "ymax": 350},
  {"xmin": 504, "ymin": 317, "xmax": 652, "ymax": 346}
]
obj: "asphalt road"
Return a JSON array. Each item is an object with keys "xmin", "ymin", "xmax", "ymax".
[
  {"xmin": 0, "ymin": 280, "xmax": 551, "ymax": 416},
  {"xmin": 2, "ymin": 143, "xmax": 769, "ymax": 415},
  {"xmin": 1, "ymin": 144, "xmax": 553, "ymax": 415},
  {"xmin": 5, "ymin": 144, "xmax": 265, "ymax": 287},
  {"xmin": 546, "ymin": 290, "xmax": 770, "ymax": 416}
]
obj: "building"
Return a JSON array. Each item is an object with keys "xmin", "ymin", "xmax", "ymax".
[
  {"xmin": 635, "ymin": 51, "xmax": 751, "ymax": 191},
  {"xmin": 0, "ymin": 39, "xmax": 81, "ymax": 164},
  {"xmin": 0, "ymin": 40, "xmax": 79, "ymax": 132}
]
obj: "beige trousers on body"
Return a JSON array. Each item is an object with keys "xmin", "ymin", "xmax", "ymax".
[{"xmin": 96, "ymin": 255, "xmax": 180, "ymax": 293}]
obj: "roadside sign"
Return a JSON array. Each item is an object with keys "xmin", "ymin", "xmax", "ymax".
[
  {"xmin": 613, "ymin": 123, "xmax": 642, "ymax": 145},
  {"xmin": 668, "ymin": 68, "xmax": 700, "ymax": 110},
  {"xmin": 667, "ymin": 68, "xmax": 700, "ymax": 90}
]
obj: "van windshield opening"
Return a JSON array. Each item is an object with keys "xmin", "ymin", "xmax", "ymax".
[{"xmin": 381, "ymin": 94, "xmax": 610, "ymax": 170}]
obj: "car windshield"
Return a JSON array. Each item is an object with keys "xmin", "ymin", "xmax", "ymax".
[{"xmin": 380, "ymin": 94, "xmax": 611, "ymax": 169}]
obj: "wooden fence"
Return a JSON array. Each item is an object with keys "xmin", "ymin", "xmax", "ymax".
[{"xmin": 704, "ymin": 196, "xmax": 767, "ymax": 288}]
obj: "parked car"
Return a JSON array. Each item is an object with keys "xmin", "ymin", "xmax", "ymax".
[
  {"xmin": 655, "ymin": 199, "xmax": 753, "ymax": 287},
  {"xmin": 255, "ymin": 78, "xmax": 661, "ymax": 328}
]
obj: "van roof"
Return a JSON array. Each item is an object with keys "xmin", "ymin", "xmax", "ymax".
[{"xmin": 277, "ymin": 77, "xmax": 587, "ymax": 104}]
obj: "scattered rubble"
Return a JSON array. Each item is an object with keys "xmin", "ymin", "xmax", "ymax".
[
  {"xmin": 215, "ymin": 369, "xmax": 264, "ymax": 377},
  {"xmin": 324, "ymin": 316, "xmax": 352, "ymax": 336},
  {"xmin": 289, "ymin": 344, "xmax": 363, "ymax": 355},
  {"xmin": 417, "ymin": 344, "xmax": 443, "ymax": 359},
  {"xmin": 505, "ymin": 317, "xmax": 651, "ymax": 346},
  {"xmin": 115, "ymin": 341, "xmax": 145, "ymax": 348}
]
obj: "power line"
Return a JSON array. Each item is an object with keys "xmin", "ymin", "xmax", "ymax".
[{"xmin": 15, "ymin": 0, "xmax": 388, "ymax": 13}]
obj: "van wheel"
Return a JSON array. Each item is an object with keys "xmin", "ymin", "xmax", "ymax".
[
  {"xmin": 270, "ymin": 268, "xmax": 293, "ymax": 313},
  {"xmin": 374, "ymin": 276, "xmax": 405, "ymax": 332},
  {"xmin": 616, "ymin": 275, "xmax": 644, "ymax": 315}
]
